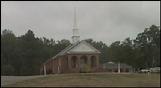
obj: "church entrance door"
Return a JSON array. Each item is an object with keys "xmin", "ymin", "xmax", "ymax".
[{"xmin": 80, "ymin": 55, "xmax": 88, "ymax": 72}]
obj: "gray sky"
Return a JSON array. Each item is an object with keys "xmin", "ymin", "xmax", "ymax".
[{"xmin": 1, "ymin": 1, "xmax": 160, "ymax": 45}]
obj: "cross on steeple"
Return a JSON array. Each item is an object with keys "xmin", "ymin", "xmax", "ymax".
[{"xmin": 72, "ymin": 7, "xmax": 80, "ymax": 44}]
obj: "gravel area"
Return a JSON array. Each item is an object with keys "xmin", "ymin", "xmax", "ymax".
[{"xmin": 1, "ymin": 75, "xmax": 44, "ymax": 86}]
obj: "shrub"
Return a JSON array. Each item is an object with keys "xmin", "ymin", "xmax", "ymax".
[{"xmin": 80, "ymin": 64, "xmax": 91, "ymax": 73}]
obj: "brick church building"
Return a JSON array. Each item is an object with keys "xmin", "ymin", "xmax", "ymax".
[{"xmin": 40, "ymin": 8, "xmax": 101, "ymax": 75}]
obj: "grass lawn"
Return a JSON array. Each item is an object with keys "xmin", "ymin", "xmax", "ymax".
[{"xmin": 3, "ymin": 73, "xmax": 160, "ymax": 87}]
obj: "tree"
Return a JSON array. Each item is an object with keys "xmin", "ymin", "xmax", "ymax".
[
  {"xmin": 1, "ymin": 25, "xmax": 160, "ymax": 75},
  {"xmin": 108, "ymin": 41, "xmax": 122, "ymax": 62},
  {"xmin": 120, "ymin": 38, "xmax": 134, "ymax": 65},
  {"xmin": 1, "ymin": 29, "xmax": 17, "ymax": 75},
  {"xmin": 133, "ymin": 25, "xmax": 160, "ymax": 69},
  {"xmin": 85, "ymin": 39, "xmax": 109, "ymax": 63}
]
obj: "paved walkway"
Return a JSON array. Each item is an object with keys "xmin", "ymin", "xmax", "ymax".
[{"xmin": 1, "ymin": 75, "xmax": 44, "ymax": 86}]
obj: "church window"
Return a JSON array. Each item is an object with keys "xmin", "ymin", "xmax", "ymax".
[
  {"xmin": 71, "ymin": 56, "xmax": 77, "ymax": 68},
  {"xmin": 91, "ymin": 56, "xmax": 96, "ymax": 68}
]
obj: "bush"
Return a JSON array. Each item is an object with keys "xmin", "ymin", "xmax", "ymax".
[
  {"xmin": 1, "ymin": 64, "xmax": 15, "ymax": 75},
  {"xmin": 80, "ymin": 64, "xmax": 91, "ymax": 73}
]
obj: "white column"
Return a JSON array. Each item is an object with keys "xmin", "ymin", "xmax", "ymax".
[
  {"xmin": 58, "ymin": 65, "xmax": 60, "ymax": 74},
  {"xmin": 118, "ymin": 62, "xmax": 120, "ymax": 73},
  {"xmin": 87, "ymin": 56, "xmax": 91, "ymax": 67},
  {"xmin": 68, "ymin": 56, "xmax": 71, "ymax": 70},
  {"xmin": 77, "ymin": 56, "xmax": 81, "ymax": 70},
  {"xmin": 58, "ymin": 58, "xmax": 61, "ymax": 74},
  {"xmin": 96, "ymin": 55, "xmax": 99, "ymax": 69},
  {"xmin": 44, "ymin": 65, "xmax": 46, "ymax": 76}
]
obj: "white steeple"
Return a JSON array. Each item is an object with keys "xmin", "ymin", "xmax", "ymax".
[{"xmin": 72, "ymin": 7, "xmax": 80, "ymax": 44}]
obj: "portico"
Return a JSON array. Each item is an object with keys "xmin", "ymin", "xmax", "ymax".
[{"xmin": 67, "ymin": 54, "xmax": 99, "ymax": 73}]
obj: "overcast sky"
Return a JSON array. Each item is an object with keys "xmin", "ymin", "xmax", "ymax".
[{"xmin": 1, "ymin": 1, "xmax": 160, "ymax": 45}]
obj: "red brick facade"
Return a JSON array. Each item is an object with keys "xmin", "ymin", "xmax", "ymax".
[{"xmin": 40, "ymin": 53, "xmax": 100, "ymax": 74}]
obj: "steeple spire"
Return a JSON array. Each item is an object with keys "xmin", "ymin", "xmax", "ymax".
[
  {"xmin": 73, "ymin": 7, "xmax": 77, "ymax": 29},
  {"xmin": 72, "ymin": 7, "xmax": 80, "ymax": 44}
]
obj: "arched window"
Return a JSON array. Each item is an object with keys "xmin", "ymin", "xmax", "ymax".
[
  {"xmin": 71, "ymin": 56, "xmax": 77, "ymax": 68},
  {"xmin": 91, "ymin": 56, "xmax": 97, "ymax": 68},
  {"xmin": 80, "ymin": 55, "xmax": 87, "ymax": 64}
]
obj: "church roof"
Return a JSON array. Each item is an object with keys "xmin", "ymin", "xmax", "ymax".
[{"xmin": 51, "ymin": 40, "xmax": 101, "ymax": 60}]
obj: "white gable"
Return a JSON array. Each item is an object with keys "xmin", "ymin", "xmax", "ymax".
[{"xmin": 68, "ymin": 41, "xmax": 99, "ymax": 53}]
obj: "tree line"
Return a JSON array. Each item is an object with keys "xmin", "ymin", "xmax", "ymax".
[{"xmin": 1, "ymin": 25, "xmax": 160, "ymax": 75}]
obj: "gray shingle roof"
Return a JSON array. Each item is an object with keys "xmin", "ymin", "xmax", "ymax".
[
  {"xmin": 45, "ymin": 40, "xmax": 101, "ymax": 63},
  {"xmin": 51, "ymin": 41, "xmax": 81, "ymax": 59},
  {"xmin": 44, "ymin": 40, "xmax": 100, "ymax": 64},
  {"xmin": 52, "ymin": 40, "xmax": 101, "ymax": 59}
]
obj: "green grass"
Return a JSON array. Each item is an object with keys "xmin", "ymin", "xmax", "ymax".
[{"xmin": 4, "ymin": 73, "xmax": 160, "ymax": 87}]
